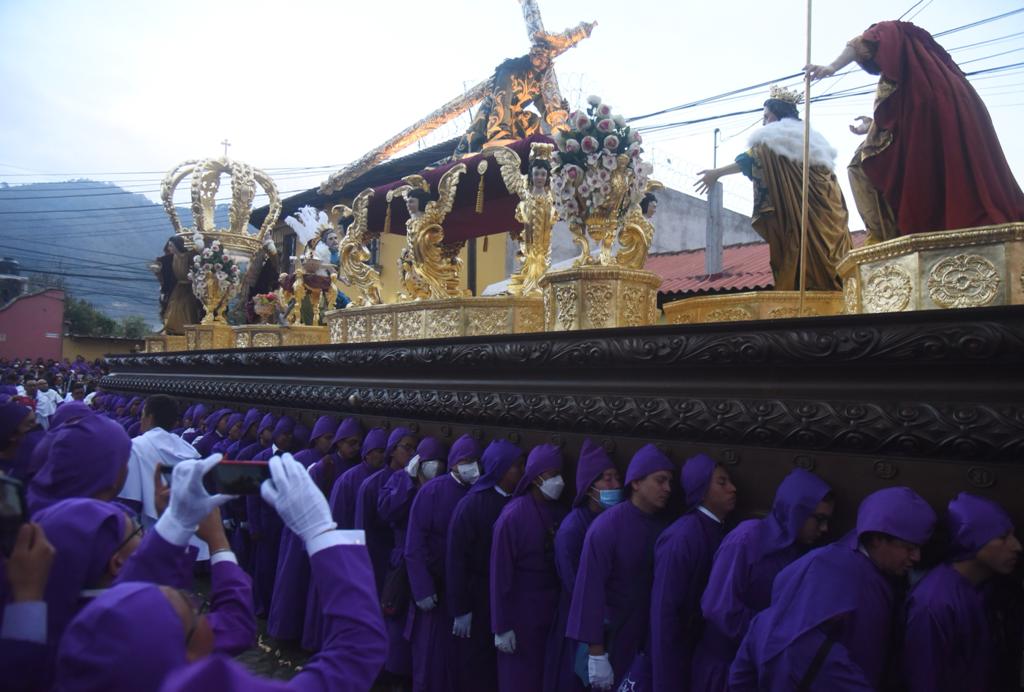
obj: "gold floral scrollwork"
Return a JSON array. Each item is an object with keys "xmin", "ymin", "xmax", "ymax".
[
  {"xmin": 927, "ymin": 254, "xmax": 1001, "ymax": 309},
  {"xmin": 862, "ymin": 264, "xmax": 912, "ymax": 313},
  {"xmin": 370, "ymin": 316, "xmax": 392, "ymax": 343},
  {"xmin": 620, "ymin": 286, "xmax": 649, "ymax": 327},
  {"xmin": 253, "ymin": 333, "xmax": 279, "ymax": 348},
  {"xmin": 198, "ymin": 331, "xmax": 213, "ymax": 349},
  {"xmin": 844, "ymin": 276, "xmax": 860, "ymax": 314},
  {"xmin": 148, "ymin": 340, "xmax": 165, "ymax": 353},
  {"xmin": 396, "ymin": 312, "xmax": 422, "ymax": 340},
  {"xmin": 427, "ymin": 309, "xmax": 461, "ymax": 338},
  {"xmin": 670, "ymin": 311, "xmax": 694, "ymax": 324},
  {"xmin": 584, "ymin": 283, "xmax": 614, "ymax": 328},
  {"xmin": 185, "ymin": 330, "xmax": 197, "ymax": 351},
  {"xmin": 467, "ymin": 309, "xmax": 507, "ymax": 336},
  {"xmin": 328, "ymin": 318, "xmax": 344, "ymax": 344},
  {"xmin": 234, "ymin": 333, "xmax": 250, "ymax": 349},
  {"xmin": 706, "ymin": 307, "xmax": 754, "ymax": 323},
  {"xmin": 519, "ymin": 305, "xmax": 545, "ymax": 333},
  {"xmin": 555, "ymin": 285, "xmax": 577, "ymax": 330},
  {"xmin": 348, "ymin": 315, "xmax": 368, "ymax": 342}
]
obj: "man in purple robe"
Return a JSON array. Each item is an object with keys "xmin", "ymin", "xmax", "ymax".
[
  {"xmin": 405, "ymin": 433, "xmax": 482, "ymax": 692},
  {"xmin": 302, "ymin": 426, "xmax": 387, "ymax": 651},
  {"xmin": 235, "ymin": 411, "xmax": 276, "ymax": 460},
  {"xmin": 692, "ymin": 467, "xmax": 833, "ymax": 691},
  {"xmin": 730, "ymin": 486, "xmax": 936, "ymax": 691},
  {"xmin": 212, "ymin": 413, "xmax": 245, "ymax": 455},
  {"xmin": 290, "ymin": 415, "xmax": 337, "ymax": 467},
  {"xmin": 0, "ymin": 394, "xmax": 35, "ymax": 481},
  {"xmin": 490, "ymin": 443, "xmax": 568, "ymax": 691},
  {"xmin": 247, "ymin": 415, "xmax": 295, "ymax": 616},
  {"xmin": 224, "ymin": 408, "xmax": 263, "ymax": 459},
  {"xmin": 1, "ymin": 522, "xmax": 56, "ymax": 692},
  {"xmin": 544, "ymin": 438, "xmax": 621, "ymax": 692},
  {"xmin": 446, "ymin": 439, "xmax": 525, "ymax": 692},
  {"xmin": 170, "ymin": 404, "xmax": 194, "ymax": 436},
  {"xmin": 310, "ymin": 416, "xmax": 363, "ymax": 497},
  {"xmin": 181, "ymin": 403, "xmax": 208, "ymax": 443},
  {"xmin": 650, "ymin": 453, "xmax": 737, "ymax": 692},
  {"xmin": 56, "ymin": 453, "xmax": 387, "ymax": 692},
  {"xmin": 903, "ymin": 493, "xmax": 1021, "ymax": 692},
  {"xmin": 566, "ymin": 443, "xmax": 674, "ymax": 690},
  {"xmin": 26, "ymin": 414, "xmax": 132, "ymax": 515},
  {"xmin": 193, "ymin": 408, "xmax": 235, "ymax": 457}
]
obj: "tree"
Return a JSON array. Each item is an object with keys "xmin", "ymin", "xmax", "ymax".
[
  {"xmin": 118, "ymin": 315, "xmax": 149, "ymax": 339},
  {"xmin": 64, "ymin": 297, "xmax": 117, "ymax": 336}
]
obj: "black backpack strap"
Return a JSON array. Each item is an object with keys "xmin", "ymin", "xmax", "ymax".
[{"xmin": 796, "ymin": 632, "xmax": 837, "ymax": 692}]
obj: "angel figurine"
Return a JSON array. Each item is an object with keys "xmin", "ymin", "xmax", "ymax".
[
  {"xmin": 395, "ymin": 165, "xmax": 470, "ymax": 302},
  {"xmin": 492, "ymin": 142, "xmax": 557, "ymax": 297},
  {"xmin": 616, "ymin": 181, "xmax": 663, "ymax": 269},
  {"xmin": 332, "ymin": 188, "xmax": 384, "ymax": 307},
  {"xmin": 282, "ymin": 206, "xmax": 340, "ymax": 325}
]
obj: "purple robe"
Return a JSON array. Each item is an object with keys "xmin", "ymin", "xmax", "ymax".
[
  {"xmin": 247, "ymin": 444, "xmax": 286, "ymax": 616},
  {"xmin": 650, "ymin": 509, "xmax": 725, "ymax": 692},
  {"xmin": 377, "ymin": 466, "xmax": 419, "ymax": 676},
  {"xmin": 692, "ymin": 468, "xmax": 832, "ymax": 692},
  {"xmin": 545, "ymin": 505, "xmax": 597, "ymax": 692},
  {"xmin": 267, "ymin": 523, "xmax": 312, "ymax": 641},
  {"xmin": 158, "ymin": 542, "xmax": 387, "ymax": 692},
  {"xmin": 565, "ymin": 501, "xmax": 666, "ymax": 686},
  {"xmin": 445, "ymin": 487, "xmax": 510, "ymax": 692},
  {"xmin": 355, "ymin": 466, "xmax": 400, "ymax": 592}
]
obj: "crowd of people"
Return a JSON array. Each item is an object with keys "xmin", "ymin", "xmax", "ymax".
[{"xmin": 0, "ymin": 373, "xmax": 1022, "ymax": 691}]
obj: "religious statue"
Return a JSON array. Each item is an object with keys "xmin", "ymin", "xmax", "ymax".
[
  {"xmin": 616, "ymin": 181, "xmax": 663, "ymax": 269},
  {"xmin": 695, "ymin": 86, "xmax": 852, "ymax": 291},
  {"xmin": 806, "ymin": 20, "xmax": 1024, "ymax": 243},
  {"xmin": 394, "ymin": 165, "xmax": 470, "ymax": 302},
  {"xmin": 492, "ymin": 142, "xmax": 557, "ymax": 297},
  {"xmin": 281, "ymin": 206, "xmax": 344, "ymax": 324},
  {"xmin": 332, "ymin": 188, "xmax": 384, "ymax": 307},
  {"xmin": 150, "ymin": 236, "xmax": 202, "ymax": 334}
]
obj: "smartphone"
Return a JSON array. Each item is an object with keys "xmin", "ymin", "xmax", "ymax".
[
  {"xmin": 202, "ymin": 460, "xmax": 271, "ymax": 495},
  {"xmin": 0, "ymin": 476, "xmax": 28, "ymax": 557}
]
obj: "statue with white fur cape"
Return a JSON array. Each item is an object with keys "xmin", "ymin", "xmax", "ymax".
[{"xmin": 696, "ymin": 87, "xmax": 852, "ymax": 291}]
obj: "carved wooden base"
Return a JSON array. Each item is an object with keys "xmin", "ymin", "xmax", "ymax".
[
  {"xmin": 143, "ymin": 334, "xmax": 187, "ymax": 353},
  {"xmin": 663, "ymin": 290, "xmax": 844, "ymax": 324},
  {"xmin": 837, "ymin": 222, "xmax": 1024, "ymax": 314},
  {"xmin": 184, "ymin": 323, "xmax": 234, "ymax": 351},
  {"xmin": 233, "ymin": 325, "xmax": 328, "ymax": 349},
  {"xmin": 539, "ymin": 266, "xmax": 662, "ymax": 331},
  {"xmin": 324, "ymin": 295, "xmax": 544, "ymax": 344}
]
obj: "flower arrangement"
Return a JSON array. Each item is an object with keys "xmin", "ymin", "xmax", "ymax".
[
  {"xmin": 187, "ymin": 239, "xmax": 242, "ymax": 289},
  {"xmin": 551, "ymin": 95, "xmax": 652, "ymax": 229},
  {"xmin": 253, "ymin": 292, "xmax": 277, "ymax": 309}
]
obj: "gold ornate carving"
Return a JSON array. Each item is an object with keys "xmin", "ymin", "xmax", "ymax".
[
  {"xmin": 396, "ymin": 312, "xmax": 423, "ymax": 341},
  {"xmin": 844, "ymin": 276, "xmax": 860, "ymax": 314},
  {"xmin": 555, "ymin": 285, "xmax": 578, "ymax": 330},
  {"xmin": 235, "ymin": 333, "xmax": 251, "ymax": 349},
  {"xmin": 492, "ymin": 144, "xmax": 557, "ymax": 297},
  {"xmin": 620, "ymin": 286, "xmax": 652, "ymax": 327},
  {"xmin": 185, "ymin": 330, "xmax": 197, "ymax": 351},
  {"xmin": 198, "ymin": 331, "xmax": 213, "ymax": 350},
  {"xmin": 616, "ymin": 181, "xmax": 662, "ymax": 270},
  {"xmin": 467, "ymin": 308, "xmax": 508, "ymax": 336},
  {"xmin": 398, "ymin": 165, "xmax": 471, "ymax": 301},
  {"xmin": 253, "ymin": 333, "xmax": 279, "ymax": 348},
  {"xmin": 334, "ymin": 188, "xmax": 384, "ymax": 307},
  {"xmin": 328, "ymin": 318, "xmax": 344, "ymax": 344},
  {"xmin": 518, "ymin": 304, "xmax": 545, "ymax": 333},
  {"xmin": 369, "ymin": 316, "xmax": 392, "ymax": 343},
  {"xmin": 348, "ymin": 315, "xmax": 368, "ymax": 342},
  {"xmin": 147, "ymin": 340, "xmax": 165, "ymax": 353},
  {"xmin": 863, "ymin": 264, "xmax": 912, "ymax": 313},
  {"xmin": 706, "ymin": 307, "xmax": 754, "ymax": 322},
  {"xmin": 584, "ymin": 282, "xmax": 614, "ymax": 328},
  {"xmin": 427, "ymin": 309, "xmax": 461, "ymax": 338},
  {"xmin": 927, "ymin": 253, "xmax": 1001, "ymax": 308}
]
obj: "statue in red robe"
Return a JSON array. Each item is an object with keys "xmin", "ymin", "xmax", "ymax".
[{"xmin": 807, "ymin": 21, "xmax": 1024, "ymax": 244}]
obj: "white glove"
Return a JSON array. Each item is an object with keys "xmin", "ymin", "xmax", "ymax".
[
  {"xmin": 263, "ymin": 237, "xmax": 277, "ymax": 254},
  {"xmin": 415, "ymin": 593, "xmax": 437, "ymax": 611},
  {"xmin": 406, "ymin": 454, "xmax": 421, "ymax": 478},
  {"xmin": 452, "ymin": 612, "xmax": 472, "ymax": 638},
  {"xmin": 192, "ymin": 232, "xmax": 205, "ymax": 251},
  {"xmin": 588, "ymin": 653, "xmax": 614, "ymax": 690},
  {"xmin": 494, "ymin": 629, "xmax": 516, "ymax": 654},
  {"xmin": 260, "ymin": 453, "xmax": 337, "ymax": 544},
  {"xmin": 156, "ymin": 454, "xmax": 234, "ymax": 546}
]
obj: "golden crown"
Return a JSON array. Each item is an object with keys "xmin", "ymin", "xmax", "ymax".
[
  {"xmin": 161, "ymin": 157, "xmax": 282, "ymax": 257},
  {"xmin": 768, "ymin": 84, "xmax": 803, "ymax": 105}
]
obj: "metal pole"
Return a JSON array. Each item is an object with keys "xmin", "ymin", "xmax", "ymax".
[
  {"xmin": 713, "ymin": 128, "xmax": 721, "ymax": 169},
  {"xmin": 799, "ymin": 0, "xmax": 812, "ymax": 314}
]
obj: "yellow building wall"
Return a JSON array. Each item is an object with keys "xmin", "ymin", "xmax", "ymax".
[{"xmin": 63, "ymin": 335, "xmax": 144, "ymax": 361}]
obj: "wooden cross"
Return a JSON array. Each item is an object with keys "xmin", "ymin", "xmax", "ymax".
[{"xmin": 221, "ymin": 139, "xmax": 231, "ymax": 157}]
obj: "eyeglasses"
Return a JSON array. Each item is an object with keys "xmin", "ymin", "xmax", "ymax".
[{"xmin": 114, "ymin": 521, "xmax": 144, "ymax": 553}]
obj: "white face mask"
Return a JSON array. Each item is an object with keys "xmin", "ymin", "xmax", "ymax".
[
  {"xmin": 420, "ymin": 460, "xmax": 442, "ymax": 480},
  {"xmin": 405, "ymin": 454, "xmax": 421, "ymax": 478},
  {"xmin": 456, "ymin": 461, "xmax": 480, "ymax": 485},
  {"xmin": 537, "ymin": 474, "xmax": 565, "ymax": 501}
]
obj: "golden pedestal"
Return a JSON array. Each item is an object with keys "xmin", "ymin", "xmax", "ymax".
[
  {"xmin": 143, "ymin": 334, "xmax": 188, "ymax": 353},
  {"xmin": 539, "ymin": 266, "xmax": 662, "ymax": 331},
  {"xmin": 232, "ymin": 325, "xmax": 329, "ymax": 349},
  {"xmin": 325, "ymin": 295, "xmax": 544, "ymax": 345},
  {"xmin": 663, "ymin": 290, "xmax": 844, "ymax": 324},
  {"xmin": 837, "ymin": 223, "xmax": 1024, "ymax": 314},
  {"xmin": 184, "ymin": 323, "xmax": 235, "ymax": 351}
]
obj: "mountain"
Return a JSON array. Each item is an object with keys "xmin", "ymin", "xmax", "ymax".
[{"xmin": 0, "ymin": 180, "xmax": 235, "ymax": 328}]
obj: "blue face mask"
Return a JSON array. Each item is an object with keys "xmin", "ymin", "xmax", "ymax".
[{"xmin": 597, "ymin": 488, "xmax": 623, "ymax": 509}]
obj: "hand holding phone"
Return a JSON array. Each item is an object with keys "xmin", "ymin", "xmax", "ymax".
[
  {"xmin": 5, "ymin": 523, "xmax": 56, "ymax": 602},
  {"xmin": 0, "ymin": 476, "xmax": 28, "ymax": 558},
  {"xmin": 202, "ymin": 460, "xmax": 272, "ymax": 495}
]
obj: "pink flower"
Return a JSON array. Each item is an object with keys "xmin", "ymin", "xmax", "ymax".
[
  {"xmin": 602, "ymin": 153, "xmax": 617, "ymax": 170},
  {"xmin": 603, "ymin": 134, "xmax": 619, "ymax": 151},
  {"xmin": 587, "ymin": 94, "xmax": 602, "ymax": 107},
  {"xmin": 628, "ymin": 142, "xmax": 642, "ymax": 156},
  {"xmin": 600, "ymin": 183, "xmax": 611, "ymax": 195},
  {"xmin": 598, "ymin": 169, "xmax": 611, "ymax": 183},
  {"xmin": 566, "ymin": 165, "xmax": 581, "ymax": 180},
  {"xmin": 572, "ymin": 111, "xmax": 590, "ymax": 130},
  {"xmin": 613, "ymin": 114, "xmax": 626, "ymax": 127},
  {"xmin": 579, "ymin": 183, "xmax": 592, "ymax": 196},
  {"xmin": 630, "ymin": 130, "xmax": 643, "ymax": 144},
  {"xmin": 596, "ymin": 119, "xmax": 614, "ymax": 133},
  {"xmin": 565, "ymin": 138, "xmax": 580, "ymax": 152},
  {"xmin": 597, "ymin": 104, "xmax": 612, "ymax": 118},
  {"xmin": 581, "ymin": 136, "xmax": 599, "ymax": 153}
]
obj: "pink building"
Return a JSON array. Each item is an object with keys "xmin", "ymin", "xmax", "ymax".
[{"xmin": 0, "ymin": 289, "xmax": 65, "ymax": 361}]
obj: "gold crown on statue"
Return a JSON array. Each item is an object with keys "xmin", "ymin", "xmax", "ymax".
[
  {"xmin": 768, "ymin": 84, "xmax": 803, "ymax": 105},
  {"xmin": 529, "ymin": 142, "xmax": 555, "ymax": 162},
  {"xmin": 161, "ymin": 157, "xmax": 282, "ymax": 257}
]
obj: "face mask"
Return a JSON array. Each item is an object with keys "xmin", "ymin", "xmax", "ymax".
[
  {"xmin": 456, "ymin": 461, "xmax": 480, "ymax": 485},
  {"xmin": 420, "ymin": 460, "xmax": 442, "ymax": 480},
  {"xmin": 596, "ymin": 488, "xmax": 623, "ymax": 509},
  {"xmin": 537, "ymin": 474, "xmax": 565, "ymax": 501},
  {"xmin": 405, "ymin": 454, "xmax": 421, "ymax": 478}
]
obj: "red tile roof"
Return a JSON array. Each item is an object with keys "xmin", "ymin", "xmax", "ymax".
[{"xmin": 646, "ymin": 231, "xmax": 866, "ymax": 297}]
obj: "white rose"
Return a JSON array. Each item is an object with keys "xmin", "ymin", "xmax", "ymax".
[{"xmin": 587, "ymin": 94, "xmax": 602, "ymax": 106}]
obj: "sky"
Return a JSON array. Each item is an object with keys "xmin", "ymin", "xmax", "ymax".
[{"xmin": 1, "ymin": 0, "xmax": 1022, "ymax": 238}]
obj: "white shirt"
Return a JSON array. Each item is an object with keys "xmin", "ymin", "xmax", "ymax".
[
  {"xmin": 38, "ymin": 388, "xmax": 62, "ymax": 408},
  {"xmin": 119, "ymin": 427, "xmax": 200, "ymax": 522},
  {"xmin": 697, "ymin": 505, "xmax": 724, "ymax": 524}
]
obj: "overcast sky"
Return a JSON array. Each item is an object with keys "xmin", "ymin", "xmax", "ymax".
[{"xmin": 1, "ymin": 0, "xmax": 1022, "ymax": 232}]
